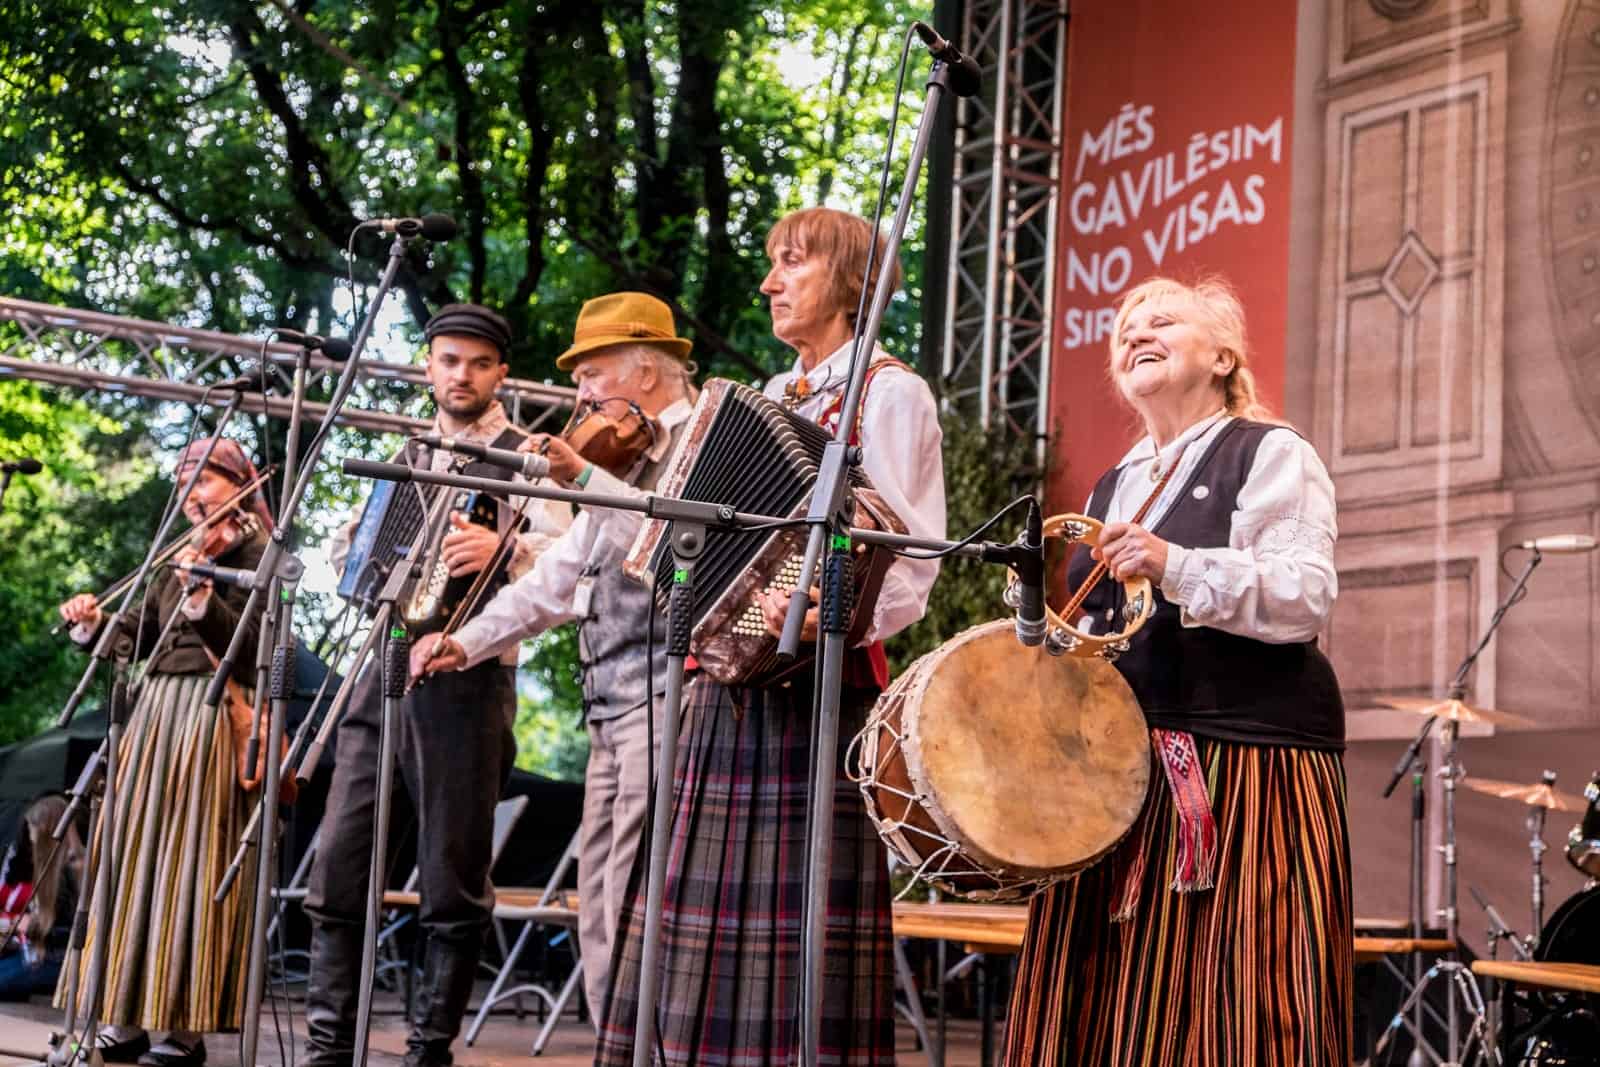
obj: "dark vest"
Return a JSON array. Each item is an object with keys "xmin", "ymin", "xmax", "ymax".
[
  {"xmin": 1069, "ymin": 419, "xmax": 1345, "ymax": 750},
  {"xmin": 576, "ymin": 420, "xmax": 688, "ymax": 722}
]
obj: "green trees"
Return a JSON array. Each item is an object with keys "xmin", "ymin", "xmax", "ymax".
[
  {"xmin": 0, "ymin": 0, "xmax": 925, "ymax": 379},
  {"xmin": 0, "ymin": 0, "xmax": 952, "ymax": 772},
  {"xmin": 0, "ymin": 382, "xmax": 167, "ymax": 743}
]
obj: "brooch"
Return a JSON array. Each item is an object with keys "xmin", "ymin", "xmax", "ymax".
[{"xmin": 782, "ymin": 375, "xmax": 814, "ymax": 408}]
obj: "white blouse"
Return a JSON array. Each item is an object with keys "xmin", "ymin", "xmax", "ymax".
[
  {"xmin": 1093, "ymin": 412, "xmax": 1338, "ymax": 645},
  {"xmin": 764, "ymin": 339, "xmax": 946, "ymax": 644}
]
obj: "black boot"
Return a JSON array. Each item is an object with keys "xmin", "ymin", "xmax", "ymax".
[
  {"xmin": 303, "ymin": 917, "xmax": 364, "ymax": 1067},
  {"xmin": 402, "ymin": 926, "xmax": 485, "ymax": 1067}
]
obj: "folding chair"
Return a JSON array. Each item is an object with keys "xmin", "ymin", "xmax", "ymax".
[{"xmin": 463, "ymin": 829, "xmax": 582, "ymax": 1056}]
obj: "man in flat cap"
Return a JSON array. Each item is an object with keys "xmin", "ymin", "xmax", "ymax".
[
  {"xmin": 303, "ymin": 303, "xmax": 570, "ymax": 1067},
  {"xmin": 410, "ymin": 291, "xmax": 696, "ymax": 1025}
]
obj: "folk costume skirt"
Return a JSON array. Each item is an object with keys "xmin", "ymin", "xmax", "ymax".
[
  {"xmin": 57, "ymin": 672, "xmax": 258, "ymax": 1032},
  {"xmin": 594, "ymin": 672, "xmax": 897, "ymax": 1067},
  {"xmin": 1004, "ymin": 737, "xmax": 1352, "ymax": 1067}
]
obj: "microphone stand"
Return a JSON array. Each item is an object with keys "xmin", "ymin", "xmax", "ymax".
[
  {"xmin": 1376, "ymin": 548, "xmax": 1543, "ymax": 1067},
  {"xmin": 770, "ymin": 58, "xmax": 960, "ymax": 1065},
  {"xmin": 351, "ymin": 549, "xmax": 422, "ymax": 1067},
  {"xmin": 203, "ymin": 233, "xmax": 412, "ymax": 1067}
]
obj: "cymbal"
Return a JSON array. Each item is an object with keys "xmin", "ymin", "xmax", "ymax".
[
  {"xmin": 1375, "ymin": 696, "xmax": 1533, "ymax": 728},
  {"xmin": 1460, "ymin": 776, "xmax": 1589, "ymax": 812}
]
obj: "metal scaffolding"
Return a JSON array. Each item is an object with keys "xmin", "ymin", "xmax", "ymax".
[
  {"xmin": 940, "ymin": 0, "xmax": 1067, "ymax": 457},
  {"xmin": 0, "ymin": 296, "xmax": 575, "ymax": 436}
]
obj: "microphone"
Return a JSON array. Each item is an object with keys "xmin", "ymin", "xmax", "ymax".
[
  {"xmin": 417, "ymin": 433, "xmax": 551, "ymax": 479},
  {"xmin": 1013, "ymin": 498, "xmax": 1046, "ymax": 647},
  {"xmin": 910, "ymin": 21, "xmax": 983, "ymax": 98},
  {"xmin": 1519, "ymin": 534, "xmax": 1597, "ymax": 554},
  {"xmin": 212, "ymin": 368, "xmax": 274, "ymax": 393},
  {"xmin": 1, "ymin": 458, "xmax": 42, "ymax": 475},
  {"xmin": 362, "ymin": 213, "xmax": 457, "ymax": 241},
  {"xmin": 169, "ymin": 559, "xmax": 259, "ymax": 589},
  {"xmin": 273, "ymin": 328, "xmax": 355, "ymax": 361}
]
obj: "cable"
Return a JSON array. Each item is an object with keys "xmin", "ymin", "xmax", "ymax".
[
  {"xmin": 1498, "ymin": 544, "xmax": 1534, "ymax": 607},
  {"xmin": 882, "ymin": 494, "xmax": 1036, "ymax": 560}
]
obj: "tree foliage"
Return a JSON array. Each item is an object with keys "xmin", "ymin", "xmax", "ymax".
[
  {"xmin": 886, "ymin": 414, "xmax": 1043, "ymax": 673},
  {"xmin": 0, "ymin": 0, "xmax": 978, "ymax": 770},
  {"xmin": 0, "ymin": 382, "xmax": 167, "ymax": 743},
  {"xmin": 0, "ymin": 0, "xmax": 927, "ymax": 378}
]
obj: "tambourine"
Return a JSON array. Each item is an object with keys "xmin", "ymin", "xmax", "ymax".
[{"xmin": 1004, "ymin": 512, "xmax": 1154, "ymax": 661}]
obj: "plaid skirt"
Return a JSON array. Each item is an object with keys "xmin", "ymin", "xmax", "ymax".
[
  {"xmin": 594, "ymin": 672, "xmax": 897, "ymax": 1067},
  {"xmin": 56, "ymin": 671, "xmax": 258, "ymax": 1032},
  {"xmin": 1004, "ymin": 737, "xmax": 1352, "ymax": 1067}
]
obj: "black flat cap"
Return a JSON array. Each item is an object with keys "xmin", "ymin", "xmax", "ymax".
[{"xmin": 425, "ymin": 303, "xmax": 513, "ymax": 361}]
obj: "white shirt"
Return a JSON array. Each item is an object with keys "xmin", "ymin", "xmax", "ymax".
[
  {"xmin": 451, "ymin": 398, "xmax": 695, "ymax": 667},
  {"xmin": 1094, "ymin": 412, "xmax": 1338, "ymax": 645},
  {"xmin": 764, "ymin": 339, "xmax": 946, "ymax": 643}
]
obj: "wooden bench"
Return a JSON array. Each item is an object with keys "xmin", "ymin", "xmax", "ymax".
[
  {"xmin": 892, "ymin": 902, "xmax": 1454, "ymax": 966},
  {"xmin": 1471, "ymin": 960, "xmax": 1600, "ymax": 995}
]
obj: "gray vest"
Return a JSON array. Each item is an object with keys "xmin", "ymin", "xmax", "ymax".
[{"xmin": 576, "ymin": 421, "xmax": 685, "ymax": 722}]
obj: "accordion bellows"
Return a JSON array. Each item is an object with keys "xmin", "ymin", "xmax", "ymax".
[{"xmin": 624, "ymin": 379, "xmax": 906, "ymax": 685}]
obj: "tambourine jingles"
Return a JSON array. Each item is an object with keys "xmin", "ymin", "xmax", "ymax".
[
  {"xmin": 1005, "ymin": 512, "xmax": 1156, "ymax": 661},
  {"xmin": 561, "ymin": 396, "xmax": 659, "ymax": 477}
]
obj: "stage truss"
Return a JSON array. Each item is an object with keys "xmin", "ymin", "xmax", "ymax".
[
  {"xmin": 940, "ymin": 0, "xmax": 1067, "ymax": 460},
  {"xmin": 0, "ymin": 296, "xmax": 575, "ymax": 436}
]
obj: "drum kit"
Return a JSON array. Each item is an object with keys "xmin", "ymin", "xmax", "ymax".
[{"xmin": 1364, "ymin": 693, "xmax": 1599, "ymax": 1066}]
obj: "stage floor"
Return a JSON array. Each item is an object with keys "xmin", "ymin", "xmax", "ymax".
[{"xmin": 0, "ymin": 990, "xmax": 997, "ymax": 1066}]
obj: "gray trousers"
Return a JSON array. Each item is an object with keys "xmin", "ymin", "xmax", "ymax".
[
  {"xmin": 578, "ymin": 705, "xmax": 658, "ymax": 1021},
  {"xmin": 306, "ymin": 660, "xmax": 517, "ymax": 939}
]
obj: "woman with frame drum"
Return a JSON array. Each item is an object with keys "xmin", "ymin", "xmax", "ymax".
[{"xmin": 1004, "ymin": 276, "xmax": 1351, "ymax": 1067}]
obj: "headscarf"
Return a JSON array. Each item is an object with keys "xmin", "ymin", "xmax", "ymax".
[{"xmin": 175, "ymin": 437, "xmax": 275, "ymax": 529}]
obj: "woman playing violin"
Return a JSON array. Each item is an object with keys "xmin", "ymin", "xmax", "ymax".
[{"xmin": 55, "ymin": 437, "xmax": 273, "ymax": 1067}]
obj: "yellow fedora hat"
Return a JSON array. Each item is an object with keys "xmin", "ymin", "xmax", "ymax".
[{"xmin": 556, "ymin": 291, "xmax": 693, "ymax": 370}]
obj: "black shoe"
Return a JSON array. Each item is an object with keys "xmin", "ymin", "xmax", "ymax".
[
  {"xmin": 136, "ymin": 1036, "xmax": 206, "ymax": 1067},
  {"xmin": 95, "ymin": 1031, "xmax": 151, "ymax": 1064},
  {"xmin": 303, "ymin": 917, "xmax": 364, "ymax": 1067},
  {"xmin": 404, "ymin": 928, "xmax": 485, "ymax": 1067}
]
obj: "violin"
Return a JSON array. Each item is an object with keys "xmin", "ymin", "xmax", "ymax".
[
  {"xmin": 180, "ymin": 506, "xmax": 262, "ymax": 590},
  {"xmin": 561, "ymin": 397, "xmax": 660, "ymax": 477}
]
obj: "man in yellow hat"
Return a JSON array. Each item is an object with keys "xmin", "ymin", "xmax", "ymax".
[{"xmin": 411, "ymin": 290, "xmax": 695, "ymax": 1023}]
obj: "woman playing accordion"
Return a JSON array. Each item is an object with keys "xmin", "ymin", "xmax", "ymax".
[{"xmin": 594, "ymin": 207, "xmax": 947, "ymax": 1066}]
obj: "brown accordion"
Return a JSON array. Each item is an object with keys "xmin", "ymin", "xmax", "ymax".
[{"xmin": 623, "ymin": 379, "xmax": 906, "ymax": 685}]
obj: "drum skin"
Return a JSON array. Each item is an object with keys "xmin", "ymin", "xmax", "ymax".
[{"xmin": 858, "ymin": 619, "xmax": 1150, "ymax": 899}]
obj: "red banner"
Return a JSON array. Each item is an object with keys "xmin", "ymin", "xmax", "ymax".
[{"xmin": 1047, "ymin": 0, "xmax": 1300, "ymax": 511}]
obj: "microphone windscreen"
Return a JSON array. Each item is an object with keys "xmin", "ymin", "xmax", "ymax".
[
  {"xmin": 420, "ymin": 213, "xmax": 458, "ymax": 241},
  {"xmin": 319, "ymin": 337, "xmax": 354, "ymax": 361}
]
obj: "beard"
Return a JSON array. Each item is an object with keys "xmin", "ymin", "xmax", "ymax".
[{"xmin": 436, "ymin": 387, "xmax": 494, "ymax": 421}]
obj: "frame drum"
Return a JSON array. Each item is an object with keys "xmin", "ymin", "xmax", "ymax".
[{"xmin": 852, "ymin": 619, "xmax": 1150, "ymax": 901}]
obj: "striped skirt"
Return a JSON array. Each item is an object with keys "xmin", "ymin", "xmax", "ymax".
[
  {"xmin": 594, "ymin": 674, "xmax": 897, "ymax": 1067},
  {"xmin": 56, "ymin": 671, "xmax": 258, "ymax": 1033},
  {"xmin": 1004, "ymin": 738, "xmax": 1352, "ymax": 1067}
]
